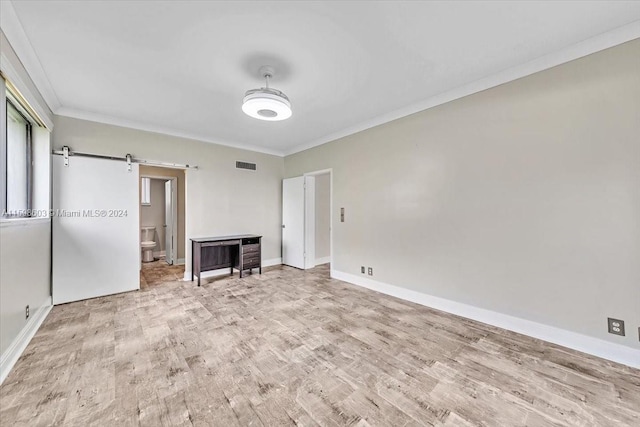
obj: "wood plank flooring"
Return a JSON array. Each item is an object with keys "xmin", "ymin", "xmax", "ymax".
[{"xmin": 1, "ymin": 264, "xmax": 638, "ymax": 426}]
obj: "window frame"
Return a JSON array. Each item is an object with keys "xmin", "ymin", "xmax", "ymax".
[{"xmin": 2, "ymin": 86, "xmax": 36, "ymax": 219}]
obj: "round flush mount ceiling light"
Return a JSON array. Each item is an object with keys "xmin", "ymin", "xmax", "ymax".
[{"xmin": 242, "ymin": 66, "xmax": 292, "ymax": 121}]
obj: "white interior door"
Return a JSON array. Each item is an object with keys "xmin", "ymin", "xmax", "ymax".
[
  {"xmin": 52, "ymin": 155, "xmax": 140, "ymax": 304},
  {"xmin": 164, "ymin": 179, "xmax": 175, "ymax": 265},
  {"xmin": 282, "ymin": 176, "xmax": 305, "ymax": 269}
]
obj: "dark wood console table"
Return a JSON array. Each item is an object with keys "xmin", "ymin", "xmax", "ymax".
[{"xmin": 191, "ymin": 235, "xmax": 262, "ymax": 286}]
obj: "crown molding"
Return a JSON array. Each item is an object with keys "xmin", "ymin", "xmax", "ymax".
[
  {"xmin": 4, "ymin": 0, "xmax": 638, "ymax": 159},
  {"xmin": 0, "ymin": 50, "xmax": 54, "ymax": 129},
  {"xmin": 285, "ymin": 20, "xmax": 640, "ymax": 156},
  {"xmin": 0, "ymin": 0, "xmax": 61, "ymax": 112},
  {"xmin": 56, "ymin": 107, "xmax": 285, "ymax": 157}
]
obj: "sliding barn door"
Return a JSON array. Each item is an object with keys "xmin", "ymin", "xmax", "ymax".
[
  {"xmin": 282, "ymin": 176, "xmax": 305, "ymax": 269},
  {"xmin": 52, "ymin": 155, "xmax": 140, "ymax": 304}
]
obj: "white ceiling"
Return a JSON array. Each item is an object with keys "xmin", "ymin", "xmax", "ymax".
[{"xmin": 5, "ymin": 1, "xmax": 640, "ymax": 155}]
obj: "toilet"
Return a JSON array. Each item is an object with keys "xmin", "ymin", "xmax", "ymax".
[{"xmin": 141, "ymin": 226, "xmax": 156, "ymax": 262}]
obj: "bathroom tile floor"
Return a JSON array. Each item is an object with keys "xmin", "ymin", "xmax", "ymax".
[{"xmin": 140, "ymin": 257, "xmax": 185, "ymax": 289}]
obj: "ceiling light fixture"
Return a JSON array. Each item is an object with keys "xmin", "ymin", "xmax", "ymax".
[{"xmin": 242, "ymin": 66, "xmax": 292, "ymax": 121}]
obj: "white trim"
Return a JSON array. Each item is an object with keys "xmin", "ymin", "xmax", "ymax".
[
  {"xmin": 315, "ymin": 256, "xmax": 330, "ymax": 266},
  {"xmin": 175, "ymin": 258, "xmax": 185, "ymax": 265},
  {"xmin": 285, "ymin": 21, "xmax": 640, "ymax": 156},
  {"xmin": 331, "ymin": 270, "xmax": 640, "ymax": 369},
  {"xmin": 56, "ymin": 108, "xmax": 285, "ymax": 157},
  {"xmin": 183, "ymin": 257, "xmax": 282, "ymax": 281},
  {"xmin": 0, "ymin": 296, "xmax": 52, "ymax": 384},
  {"xmin": 167, "ymin": 178, "xmax": 178, "ymax": 264},
  {"xmin": 139, "ymin": 173, "xmax": 179, "ymax": 180},
  {"xmin": 152, "ymin": 250, "xmax": 166, "ymax": 258},
  {"xmin": 261, "ymin": 257, "xmax": 284, "ymax": 268},
  {"xmin": 0, "ymin": 51, "xmax": 54, "ymax": 130},
  {"xmin": 5, "ymin": 0, "xmax": 638, "ymax": 157},
  {"xmin": 0, "ymin": 1, "xmax": 61, "ymax": 115}
]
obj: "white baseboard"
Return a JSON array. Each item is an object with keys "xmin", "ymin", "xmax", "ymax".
[
  {"xmin": 183, "ymin": 257, "xmax": 282, "ymax": 281},
  {"xmin": 262, "ymin": 257, "xmax": 282, "ymax": 267},
  {"xmin": 153, "ymin": 250, "xmax": 166, "ymax": 257},
  {"xmin": 175, "ymin": 258, "xmax": 185, "ymax": 265},
  {"xmin": 331, "ymin": 270, "xmax": 640, "ymax": 369},
  {"xmin": 315, "ymin": 256, "xmax": 331, "ymax": 266},
  {"xmin": 0, "ymin": 296, "xmax": 53, "ymax": 384}
]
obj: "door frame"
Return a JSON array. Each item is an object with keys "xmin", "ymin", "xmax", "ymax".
[
  {"xmin": 303, "ymin": 169, "xmax": 333, "ymax": 269},
  {"xmin": 139, "ymin": 174, "xmax": 178, "ymax": 264}
]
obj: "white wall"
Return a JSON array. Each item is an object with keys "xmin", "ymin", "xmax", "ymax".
[
  {"xmin": 314, "ymin": 173, "xmax": 331, "ymax": 262},
  {"xmin": 285, "ymin": 40, "xmax": 640, "ymax": 352},
  {"xmin": 52, "ymin": 116, "xmax": 284, "ymax": 274}
]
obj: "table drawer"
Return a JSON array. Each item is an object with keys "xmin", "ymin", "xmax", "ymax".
[
  {"xmin": 242, "ymin": 254, "xmax": 260, "ymax": 266},
  {"xmin": 242, "ymin": 256, "xmax": 261, "ymax": 268},
  {"xmin": 202, "ymin": 240, "xmax": 239, "ymax": 247},
  {"xmin": 242, "ymin": 244, "xmax": 260, "ymax": 254}
]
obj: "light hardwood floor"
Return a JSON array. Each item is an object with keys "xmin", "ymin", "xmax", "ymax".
[{"xmin": 1, "ymin": 264, "xmax": 639, "ymax": 426}]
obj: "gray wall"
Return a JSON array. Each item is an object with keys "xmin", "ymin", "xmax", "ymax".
[
  {"xmin": 53, "ymin": 116, "xmax": 284, "ymax": 273},
  {"xmin": 285, "ymin": 40, "xmax": 640, "ymax": 349},
  {"xmin": 0, "ymin": 31, "xmax": 53, "ymax": 357},
  {"xmin": 315, "ymin": 173, "xmax": 331, "ymax": 262},
  {"xmin": 0, "ymin": 221, "xmax": 51, "ymax": 355}
]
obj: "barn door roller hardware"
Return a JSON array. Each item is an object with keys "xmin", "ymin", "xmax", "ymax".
[{"xmin": 52, "ymin": 146, "xmax": 199, "ymax": 170}]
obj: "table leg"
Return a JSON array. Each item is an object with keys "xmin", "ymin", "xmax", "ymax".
[{"xmin": 191, "ymin": 241, "xmax": 195, "ymax": 283}]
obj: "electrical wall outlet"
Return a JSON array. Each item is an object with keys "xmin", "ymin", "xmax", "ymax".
[
  {"xmin": 361, "ymin": 266, "xmax": 365, "ymax": 274},
  {"xmin": 607, "ymin": 318, "xmax": 625, "ymax": 336},
  {"xmin": 25, "ymin": 305, "xmax": 29, "ymax": 319},
  {"xmin": 367, "ymin": 267, "xmax": 373, "ymax": 276}
]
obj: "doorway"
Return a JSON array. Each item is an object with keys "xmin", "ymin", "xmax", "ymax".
[
  {"xmin": 139, "ymin": 166, "xmax": 186, "ymax": 285},
  {"xmin": 281, "ymin": 169, "xmax": 332, "ymax": 270},
  {"xmin": 140, "ymin": 176, "xmax": 177, "ymax": 264},
  {"xmin": 311, "ymin": 172, "xmax": 331, "ymax": 266}
]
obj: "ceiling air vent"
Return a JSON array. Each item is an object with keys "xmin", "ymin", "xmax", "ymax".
[{"xmin": 236, "ymin": 161, "xmax": 257, "ymax": 171}]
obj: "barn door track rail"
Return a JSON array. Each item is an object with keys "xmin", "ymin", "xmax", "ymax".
[{"xmin": 52, "ymin": 146, "xmax": 198, "ymax": 171}]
